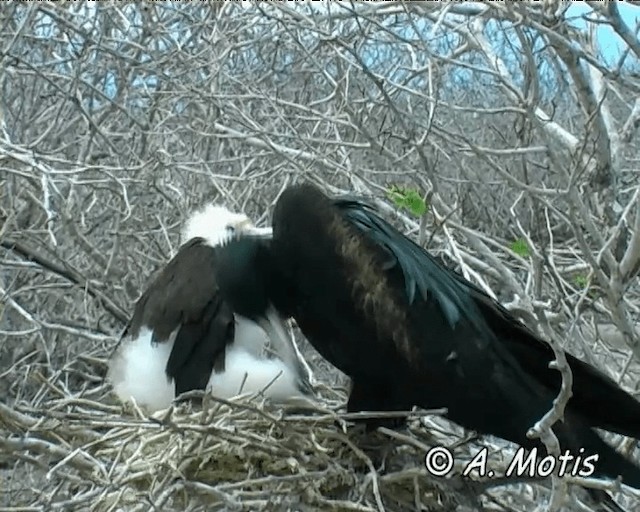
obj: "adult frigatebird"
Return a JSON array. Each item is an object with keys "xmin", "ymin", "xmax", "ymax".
[{"xmin": 222, "ymin": 182, "xmax": 640, "ymax": 489}]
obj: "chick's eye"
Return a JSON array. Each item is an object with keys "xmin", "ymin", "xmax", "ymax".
[{"xmin": 226, "ymin": 226, "xmax": 236, "ymax": 234}]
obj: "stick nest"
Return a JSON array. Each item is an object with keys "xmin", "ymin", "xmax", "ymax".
[
  {"xmin": 0, "ymin": 371, "xmax": 491, "ymax": 512},
  {"xmin": 2, "ymin": 357, "xmax": 638, "ymax": 512}
]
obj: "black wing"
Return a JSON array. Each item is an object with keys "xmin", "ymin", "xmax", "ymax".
[
  {"xmin": 333, "ymin": 196, "xmax": 493, "ymax": 345},
  {"xmin": 333, "ymin": 195, "xmax": 640, "ymax": 439},
  {"xmin": 128, "ymin": 238, "xmax": 235, "ymax": 395}
]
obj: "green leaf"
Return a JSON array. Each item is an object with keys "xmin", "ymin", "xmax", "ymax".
[
  {"xmin": 387, "ymin": 185, "xmax": 428, "ymax": 218},
  {"xmin": 510, "ymin": 238, "xmax": 530, "ymax": 258},
  {"xmin": 574, "ymin": 274, "xmax": 588, "ymax": 288}
]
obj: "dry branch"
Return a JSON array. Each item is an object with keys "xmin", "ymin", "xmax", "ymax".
[{"xmin": 1, "ymin": 2, "xmax": 639, "ymax": 511}]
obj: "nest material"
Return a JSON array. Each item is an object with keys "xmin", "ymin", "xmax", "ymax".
[
  {"xmin": 1, "ymin": 355, "xmax": 639, "ymax": 512},
  {"xmin": 0, "ymin": 384, "xmax": 485, "ymax": 512}
]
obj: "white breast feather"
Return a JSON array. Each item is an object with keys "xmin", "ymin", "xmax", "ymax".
[{"xmin": 107, "ymin": 316, "xmax": 305, "ymax": 413}]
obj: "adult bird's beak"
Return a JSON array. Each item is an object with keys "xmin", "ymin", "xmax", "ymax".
[
  {"xmin": 237, "ymin": 218, "xmax": 272, "ymax": 239},
  {"xmin": 247, "ymin": 226, "xmax": 273, "ymax": 238}
]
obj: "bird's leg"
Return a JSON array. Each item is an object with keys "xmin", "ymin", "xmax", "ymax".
[
  {"xmin": 341, "ymin": 378, "xmax": 413, "ymax": 472},
  {"xmin": 347, "ymin": 378, "xmax": 408, "ymax": 431}
]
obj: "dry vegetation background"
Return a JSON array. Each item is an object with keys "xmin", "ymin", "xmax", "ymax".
[{"xmin": 1, "ymin": 1, "xmax": 639, "ymax": 511}]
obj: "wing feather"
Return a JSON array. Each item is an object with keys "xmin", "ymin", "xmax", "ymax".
[
  {"xmin": 333, "ymin": 196, "xmax": 490, "ymax": 342},
  {"xmin": 128, "ymin": 238, "xmax": 235, "ymax": 392},
  {"xmin": 333, "ymin": 195, "xmax": 640, "ymax": 438}
]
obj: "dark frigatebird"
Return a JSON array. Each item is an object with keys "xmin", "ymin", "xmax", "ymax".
[{"xmin": 221, "ymin": 182, "xmax": 640, "ymax": 489}]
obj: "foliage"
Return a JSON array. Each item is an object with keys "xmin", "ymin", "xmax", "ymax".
[
  {"xmin": 574, "ymin": 274, "xmax": 589, "ymax": 289},
  {"xmin": 387, "ymin": 185, "xmax": 428, "ymax": 218},
  {"xmin": 509, "ymin": 238, "xmax": 530, "ymax": 258}
]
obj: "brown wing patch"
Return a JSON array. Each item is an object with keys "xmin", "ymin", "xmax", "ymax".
[
  {"xmin": 325, "ymin": 209, "xmax": 416, "ymax": 363},
  {"xmin": 272, "ymin": 183, "xmax": 417, "ymax": 365}
]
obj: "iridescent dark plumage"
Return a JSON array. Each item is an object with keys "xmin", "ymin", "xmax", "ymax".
[{"xmin": 260, "ymin": 183, "xmax": 640, "ymax": 490}]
